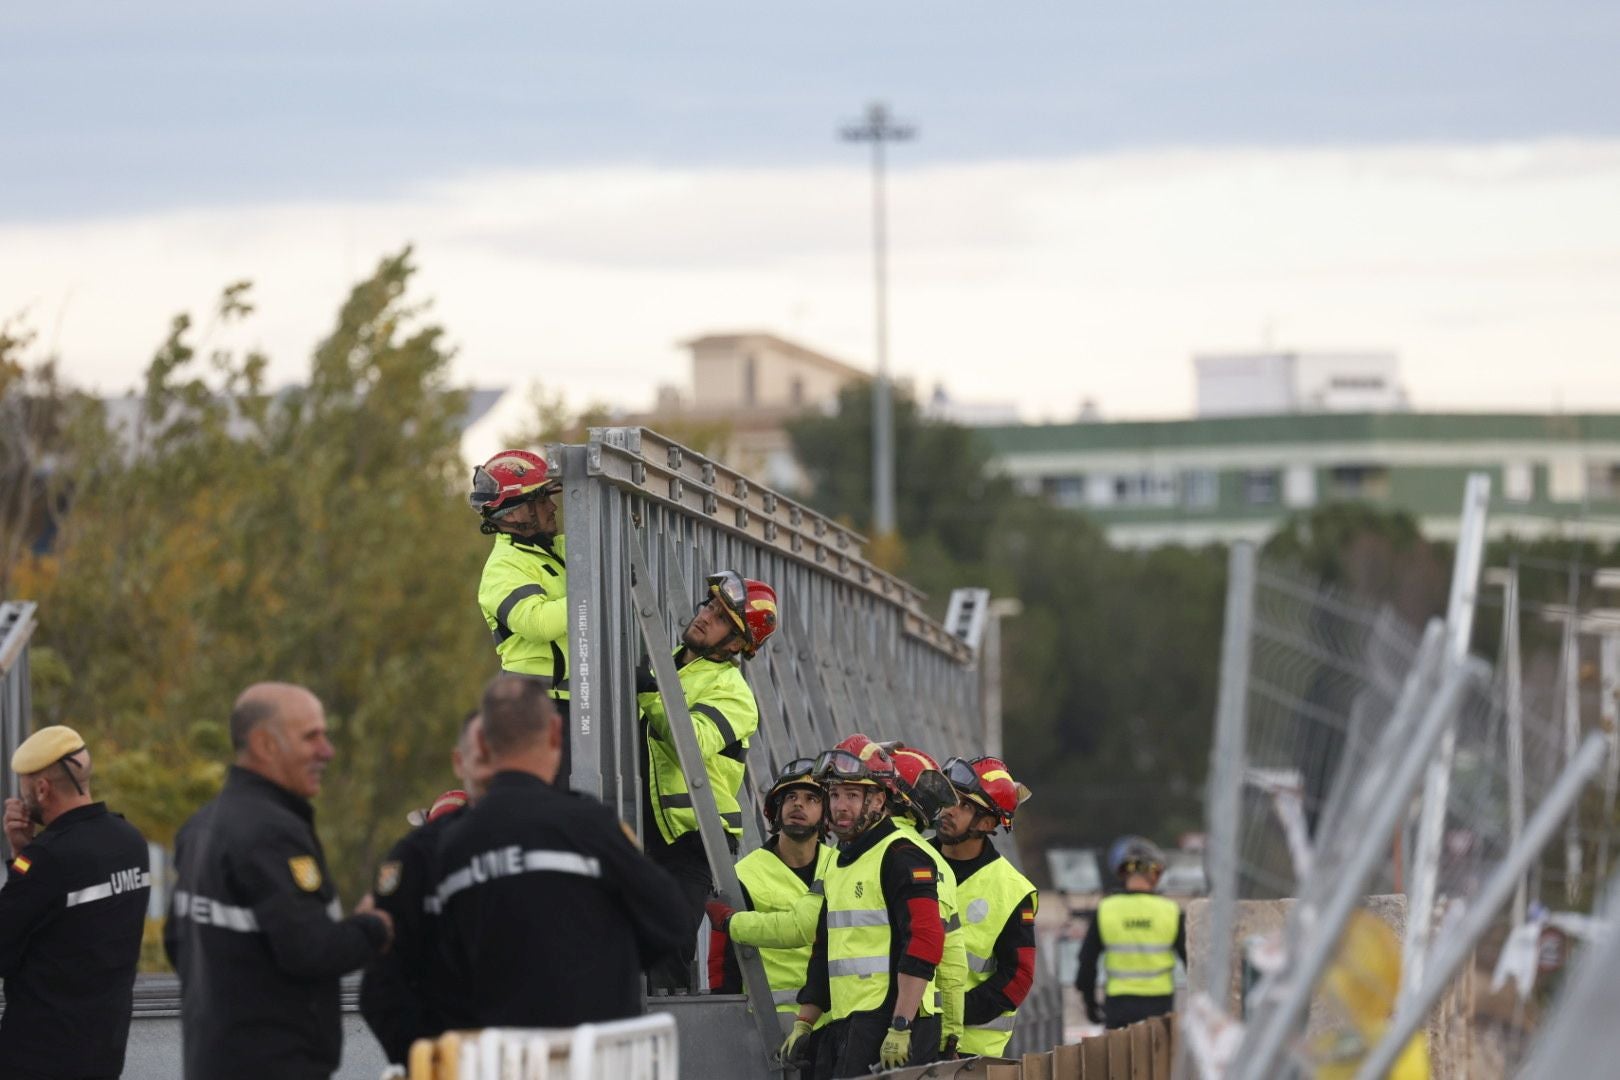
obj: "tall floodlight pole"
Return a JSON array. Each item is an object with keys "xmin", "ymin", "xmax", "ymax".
[{"xmin": 841, "ymin": 102, "xmax": 914, "ymax": 538}]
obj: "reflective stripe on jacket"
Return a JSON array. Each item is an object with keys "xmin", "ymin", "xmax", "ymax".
[
  {"xmin": 478, "ymin": 532, "xmax": 569, "ymax": 693},
  {"xmin": 638, "ymin": 653, "xmax": 760, "ymax": 844},
  {"xmin": 735, "ymin": 844, "xmax": 837, "ymax": 1015},
  {"xmin": 1097, "ymin": 892, "xmax": 1180, "ymax": 998},
  {"xmin": 823, "ymin": 826, "xmax": 911, "ymax": 1021},
  {"xmin": 955, "ymin": 857, "xmax": 1037, "ymax": 1056}
]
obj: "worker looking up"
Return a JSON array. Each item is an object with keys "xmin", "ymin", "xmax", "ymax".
[
  {"xmin": 166, "ymin": 683, "xmax": 394, "ymax": 1080},
  {"xmin": 434, "ymin": 675, "xmax": 688, "ymax": 1028},
  {"xmin": 469, "ymin": 450, "xmax": 570, "ymax": 722},
  {"xmin": 638, "ymin": 569, "xmax": 775, "ymax": 990},
  {"xmin": 1075, "ymin": 836, "xmax": 1186, "ymax": 1030},
  {"xmin": 934, "ymin": 756, "xmax": 1038, "ymax": 1058},
  {"xmin": 360, "ymin": 710, "xmax": 492, "ymax": 1067},
  {"xmin": 704, "ymin": 758, "xmax": 836, "ymax": 1039},
  {"xmin": 785, "ymin": 736, "xmax": 945, "ymax": 1078},
  {"xmin": 0, "ymin": 726, "xmax": 149, "ymax": 1080},
  {"xmin": 884, "ymin": 744, "xmax": 969, "ymax": 1059}
]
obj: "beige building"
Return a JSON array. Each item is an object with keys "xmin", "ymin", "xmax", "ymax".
[{"xmin": 641, "ymin": 332, "xmax": 871, "ymax": 491}]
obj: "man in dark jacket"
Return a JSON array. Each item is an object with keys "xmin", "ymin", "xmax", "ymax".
[
  {"xmin": 435, "ymin": 675, "xmax": 688, "ymax": 1028},
  {"xmin": 360, "ymin": 710, "xmax": 489, "ymax": 1066},
  {"xmin": 0, "ymin": 725, "xmax": 149, "ymax": 1080},
  {"xmin": 165, "ymin": 682, "xmax": 394, "ymax": 1080}
]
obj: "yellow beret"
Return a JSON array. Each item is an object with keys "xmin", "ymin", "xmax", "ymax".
[{"xmin": 12, "ymin": 726, "xmax": 87, "ymax": 776}]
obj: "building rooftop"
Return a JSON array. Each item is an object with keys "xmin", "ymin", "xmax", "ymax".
[{"xmin": 681, "ymin": 331, "xmax": 871, "ymax": 384}]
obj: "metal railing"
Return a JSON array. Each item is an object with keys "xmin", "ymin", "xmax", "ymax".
[{"xmin": 0, "ymin": 601, "xmax": 38, "ymax": 807}]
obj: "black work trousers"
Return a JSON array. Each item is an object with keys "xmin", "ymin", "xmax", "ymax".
[
  {"xmin": 646, "ymin": 831, "xmax": 737, "ymax": 991},
  {"xmin": 1104, "ymin": 992, "xmax": 1174, "ymax": 1029},
  {"xmin": 816, "ymin": 1011, "xmax": 941, "ymax": 1079}
]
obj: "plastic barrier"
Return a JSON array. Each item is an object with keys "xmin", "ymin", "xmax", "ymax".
[{"xmin": 401, "ymin": 1012, "xmax": 678, "ymax": 1080}]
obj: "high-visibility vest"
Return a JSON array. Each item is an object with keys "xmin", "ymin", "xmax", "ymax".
[
  {"xmin": 892, "ymin": 818, "xmax": 961, "ymax": 1021},
  {"xmin": 735, "ymin": 844, "xmax": 838, "ymax": 1014},
  {"xmin": 823, "ymin": 825, "xmax": 913, "ymax": 1021},
  {"xmin": 954, "ymin": 855, "xmax": 1037, "ymax": 1057},
  {"xmin": 638, "ymin": 655, "xmax": 760, "ymax": 844},
  {"xmin": 479, "ymin": 532, "xmax": 570, "ymax": 693},
  {"xmin": 1097, "ymin": 892, "xmax": 1180, "ymax": 998}
]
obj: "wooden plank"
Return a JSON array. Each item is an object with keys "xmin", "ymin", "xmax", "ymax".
[
  {"xmin": 986, "ymin": 1064, "xmax": 1022, "ymax": 1080},
  {"xmin": 1052, "ymin": 1042, "xmax": 1083, "ymax": 1080},
  {"xmin": 1021, "ymin": 1051, "xmax": 1053, "ymax": 1080},
  {"xmin": 1149, "ymin": 1017, "xmax": 1171, "ymax": 1079},
  {"xmin": 1080, "ymin": 1035, "xmax": 1109, "ymax": 1080},
  {"xmin": 1107, "ymin": 1027, "xmax": 1131, "ymax": 1077},
  {"xmin": 1129, "ymin": 1021, "xmax": 1152, "ymax": 1080}
]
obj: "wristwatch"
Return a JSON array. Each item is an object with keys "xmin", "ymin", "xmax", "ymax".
[{"xmin": 889, "ymin": 1016, "xmax": 910, "ymax": 1031}]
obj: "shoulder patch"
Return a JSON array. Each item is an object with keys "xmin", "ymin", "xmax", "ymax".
[
  {"xmin": 910, "ymin": 867, "xmax": 934, "ymax": 882},
  {"xmin": 289, "ymin": 855, "xmax": 322, "ymax": 892},
  {"xmin": 375, "ymin": 860, "xmax": 403, "ymax": 897},
  {"xmin": 10, "ymin": 855, "xmax": 31, "ymax": 876}
]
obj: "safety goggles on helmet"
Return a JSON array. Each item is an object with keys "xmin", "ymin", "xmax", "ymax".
[
  {"xmin": 706, "ymin": 570, "xmax": 749, "ymax": 632},
  {"xmin": 943, "ymin": 756, "xmax": 991, "ymax": 807},
  {"xmin": 775, "ymin": 757, "xmax": 818, "ymax": 785},
  {"xmin": 903, "ymin": 766, "xmax": 959, "ymax": 824},
  {"xmin": 812, "ymin": 748, "xmax": 884, "ymax": 787}
]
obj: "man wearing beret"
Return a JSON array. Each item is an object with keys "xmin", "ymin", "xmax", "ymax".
[
  {"xmin": 165, "ymin": 682, "xmax": 394, "ymax": 1080},
  {"xmin": 0, "ymin": 725, "xmax": 150, "ymax": 1080}
]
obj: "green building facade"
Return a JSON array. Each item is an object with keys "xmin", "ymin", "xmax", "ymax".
[{"xmin": 978, "ymin": 413, "xmax": 1620, "ymax": 547}]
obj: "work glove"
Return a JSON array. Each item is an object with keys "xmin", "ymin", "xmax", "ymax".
[
  {"xmin": 878, "ymin": 1025, "xmax": 912, "ymax": 1070},
  {"xmin": 940, "ymin": 1034, "xmax": 960, "ymax": 1060},
  {"xmin": 634, "ymin": 656, "xmax": 659, "ymax": 694},
  {"xmin": 779, "ymin": 1019, "xmax": 813, "ymax": 1063},
  {"xmin": 1084, "ymin": 997, "xmax": 1104, "ymax": 1025},
  {"xmin": 704, "ymin": 898, "xmax": 736, "ymax": 932}
]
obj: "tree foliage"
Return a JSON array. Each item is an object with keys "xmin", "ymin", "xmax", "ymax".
[{"xmin": 9, "ymin": 250, "xmax": 492, "ymax": 907}]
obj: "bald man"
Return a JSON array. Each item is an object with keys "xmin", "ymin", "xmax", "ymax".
[
  {"xmin": 165, "ymin": 683, "xmax": 394, "ymax": 1080},
  {"xmin": 0, "ymin": 726, "xmax": 149, "ymax": 1080}
]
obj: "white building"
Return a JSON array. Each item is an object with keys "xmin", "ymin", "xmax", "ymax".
[{"xmin": 1195, "ymin": 351, "xmax": 1407, "ymax": 418}]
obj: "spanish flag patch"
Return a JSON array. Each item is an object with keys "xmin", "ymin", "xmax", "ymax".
[
  {"xmin": 11, "ymin": 856, "xmax": 30, "ymax": 875},
  {"xmin": 1022, "ymin": 909, "xmax": 1037, "ymax": 923},
  {"xmin": 911, "ymin": 867, "xmax": 933, "ymax": 882}
]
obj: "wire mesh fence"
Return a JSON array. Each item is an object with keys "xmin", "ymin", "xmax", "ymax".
[{"xmin": 1199, "ymin": 547, "xmax": 1612, "ymax": 1080}]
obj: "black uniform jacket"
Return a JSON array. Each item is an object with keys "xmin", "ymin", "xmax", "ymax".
[
  {"xmin": 434, "ymin": 770, "xmax": 689, "ymax": 1028},
  {"xmin": 359, "ymin": 808, "xmax": 461, "ymax": 1065},
  {"xmin": 0, "ymin": 802, "xmax": 149, "ymax": 1077},
  {"xmin": 164, "ymin": 766, "xmax": 388, "ymax": 1080}
]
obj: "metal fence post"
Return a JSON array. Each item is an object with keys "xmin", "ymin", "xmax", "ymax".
[
  {"xmin": 1204, "ymin": 542, "xmax": 1255, "ymax": 1006},
  {"xmin": 1402, "ymin": 472, "xmax": 1490, "ymax": 995}
]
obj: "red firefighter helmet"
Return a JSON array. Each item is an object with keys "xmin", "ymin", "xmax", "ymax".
[
  {"xmin": 887, "ymin": 745, "xmax": 959, "ymax": 827},
  {"xmin": 812, "ymin": 733, "xmax": 896, "ymax": 791},
  {"xmin": 468, "ymin": 449, "xmax": 558, "ymax": 520},
  {"xmin": 943, "ymin": 756, "xmax": 1031, "ymax": 832},
  {"xmin": 705, "ymin": 571, "xmax": 779, "ymax": 657}
]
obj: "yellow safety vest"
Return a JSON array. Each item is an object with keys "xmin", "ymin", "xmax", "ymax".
[
  {"xmin": 893, "ymin": 818, "xmax": 962, "ymax": 1023},
  {"xmin": 953, "ymin": 854, "xmax": 1038, "ymax": 1057},
  {"xmin": 735, "ymin": 844, "xmax": 838, "ymax": 1015},
  {"xmin": 638, "ymin": 654, "xmax": 760, "ymax": 844},
  {"xmin": 478, "ymin": 532, "xmax": 569, "ymax": 694},
  {"xmin": 823, "ymin": 825, "xmax": 913, "ymax": 1021},
  {"xmin": 1097, "ymin": 892, "xmax": 1180, "ymax": 998}
]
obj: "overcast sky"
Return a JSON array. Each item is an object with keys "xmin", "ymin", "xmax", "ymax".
[{"xmin": 5, "ymin": 2, "xmax": 1619, "ymax": 422}]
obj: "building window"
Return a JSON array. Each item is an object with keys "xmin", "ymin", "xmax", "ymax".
[
  {"xmin": 1587, "ymin": 462, "xmax": 1620, "ymax": 502},
  {"xmin": 1243, "ymin": 470, "xmax": 1281, "ymax": 506},
  {"xmin": 1040, "ymin": 475, "xmax": 1086, "ymax": 509},
  {"xmin": 790, "ymin": 376, "xmax": 805, "ymax": 406},
  {"xmin": 1109, "ymin": 472, "xmax": 1177, "ymax": 507},
  {"xmin": 1504, "ymin": 462, "xmax": 1534, "ymax": 502},
  {"xmin": 743, "ymin": 355, "xmax": 758, "ymax": 406},
  {"xmin": 1328, "ymin": 464, "xmax": 1391, "ymax": 500},
  {"xmin": 1182, "ymin": 470, "xmax": 1218, "ymax": 509}
]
